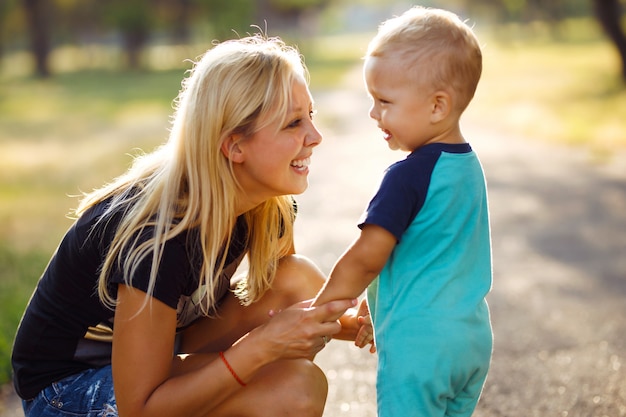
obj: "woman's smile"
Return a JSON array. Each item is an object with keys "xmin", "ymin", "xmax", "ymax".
[{"xmin": 290, "ymin": 156, "xmax": 311, "ymax": 172}]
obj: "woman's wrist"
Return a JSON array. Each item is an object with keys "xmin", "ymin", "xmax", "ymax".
[
  {"xmin": 224, "ymin": 326, "xmax": 278, "ymax": 382},
  {"xmin": 219, "ymin": 351, "xmax": 247, "ymax": 387},
  {"xmin": 241, "ymin": 323, "xmax": 282, "ymax": 363}
]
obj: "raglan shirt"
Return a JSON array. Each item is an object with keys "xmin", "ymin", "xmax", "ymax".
[
  {"xmin": 12, "ymin": 198, "xmax": 249, "ymax": 400},
  {"xmin": 360, "ymin": 143, "xmax": 492, "ymax": 341}
]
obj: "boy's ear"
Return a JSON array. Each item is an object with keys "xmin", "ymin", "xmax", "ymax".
[
  {"xmin": 221, "ymin": 133, "xmax": 245, "ymax": 163},
  {"xmin": 430, "ymin": 90, "xmax": 452, "ymax": 123}
]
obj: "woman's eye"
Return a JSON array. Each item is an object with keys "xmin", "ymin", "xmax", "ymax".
[
  {"xmin": 286, "ymin": 119, "xmax": 302, "ymax": 129},
  {"xmin": 285, "ymin": 110, "xmax": 316, "ymax": 129}
]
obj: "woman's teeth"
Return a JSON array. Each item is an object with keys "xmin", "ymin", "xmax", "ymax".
[{"xmin": 291, "ymin": 157, "xmax": 310, "ymax": 169}]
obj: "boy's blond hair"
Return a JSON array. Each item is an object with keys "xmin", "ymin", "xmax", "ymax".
[{"xmin": 367, "ymin": 6, "xmax": 482, "ymax": 112}]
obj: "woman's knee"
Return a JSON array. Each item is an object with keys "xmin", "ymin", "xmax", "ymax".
[
  {"xmin": 272, "ymin": 255, "xmax": 326, "ymax": 303},
  {"xmin": 285, "ymin": 359, "xmax": 328, "ymax": 402},
  {"xmin": 255, "ymin": 359, "xmax": 328, "ymax": 417},
  {"xmin": 214, "ymin": 359, "xmax": 328, "ymax": 417}
]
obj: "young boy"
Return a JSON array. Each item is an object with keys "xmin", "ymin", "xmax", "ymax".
[{"xmin": 313, "ymin": 6, "xmax": 493, "ymax": 417}]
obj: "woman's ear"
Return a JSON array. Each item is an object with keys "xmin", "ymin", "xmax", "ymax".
[
  {"xmin": 430, "ymin": 90, "xmax": 452, "ymax": 123},
  {"xmin": 221, "ymin": 134, "xmax": 245, "ymax": 163}
]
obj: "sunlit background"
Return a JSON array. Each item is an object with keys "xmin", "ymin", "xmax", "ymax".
[{"xmin": 1, "ymin": 1, "xmax": 625, "ymax": 416}]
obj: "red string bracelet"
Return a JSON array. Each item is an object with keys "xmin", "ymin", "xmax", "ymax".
[{"xmin": 219, "ymin": 351, "xmax": 247, "ymax": 387}]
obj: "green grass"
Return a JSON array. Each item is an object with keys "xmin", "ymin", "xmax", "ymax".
[
  {"xmin": 0, "ymin": 69, "xmax": 188, "ymax": 384},
  {"xmin": 0, "ymin": 246, "xmax": 50, "ymax": 384},
  {"xmin": 465, "ymin": 37, "xmax": 626, "ymax": 158},
  {"xmin": 1, "ymin": 27, "xmax": 625, "ymax": 384}
]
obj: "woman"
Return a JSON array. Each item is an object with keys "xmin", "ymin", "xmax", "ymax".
[{"xmin": 12, "ymin": 34, "xmax": 372, "ymax": 417}]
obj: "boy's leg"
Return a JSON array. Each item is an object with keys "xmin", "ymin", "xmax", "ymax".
[
  {"xmin": 445, "ymin": 371, "xmax": 488, "ymax": 416},
  {"xmin": 376, "ymin": 321, "xmax": 491, "ymax": 417},
  {"xmin": 445, "ymin": 357, "xmax": 490, "ymax": 417},
  {"xmin": 375, "ymin": 330, "xmax": 449, "ymax": 417},
  {"xmin": 446, "ymin": 312, "xmax": 492, "ymax": 417}
]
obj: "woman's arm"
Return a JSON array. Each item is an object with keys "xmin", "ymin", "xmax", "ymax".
[
  {"xmin": 113, "ymin": 284, "xmax": 252, "ymax": 417},
  {"xmin": 112, "ymin": 283, "xmax": 356, "ymax": 417}
]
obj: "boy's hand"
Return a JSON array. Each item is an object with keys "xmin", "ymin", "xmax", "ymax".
[{"xmin": 354, "ymin": 299, "xmax": 376, "ymax": 353}]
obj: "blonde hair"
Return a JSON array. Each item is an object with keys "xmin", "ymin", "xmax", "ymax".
[
  {"xmin": 76, "ymin": 34, "xmax": 306, "ymax": 312},
  {"xmin": 367, "ymin": 6, "xmax": 482, "ymax": 111}
]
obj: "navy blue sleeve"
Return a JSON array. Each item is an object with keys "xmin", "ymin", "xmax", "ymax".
[{"xmin": 358, "ymin": 153, "xmax": 438, "ymax": 242}]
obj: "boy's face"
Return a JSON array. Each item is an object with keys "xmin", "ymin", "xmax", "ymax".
[{"xmin": 363, "ymin": 55, "xmax": 442, "ymax": 152}]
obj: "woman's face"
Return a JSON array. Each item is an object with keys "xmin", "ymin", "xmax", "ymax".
[{"xmin": 230, "ymin": 77, "xmax": 322, "ymax": 210}]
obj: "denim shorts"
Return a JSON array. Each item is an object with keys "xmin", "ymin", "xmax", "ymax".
[{"xmin": 22, "ymin": 366, "xmax": 118, "ymax": 417}]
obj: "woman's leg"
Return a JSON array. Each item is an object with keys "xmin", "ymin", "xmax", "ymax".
[
  {"xmin": 179, "ymin": 254, "xmax": 327, "ymax": 353},
  {"xmin": 172, "ymin": 354, "xmax": 328, "ymax": 417},
  {"xmin": 173, "ymin": 254, "xmax": 329, "ymax": 417},
  {"xmin": 23, "ymin": 366, "xmax": 117, "ymax": 417},
  {"xmin": 234, "ymin": 358, "xmax": 328, "ymax": 417}
]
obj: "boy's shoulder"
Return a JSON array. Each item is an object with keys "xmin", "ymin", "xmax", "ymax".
[
  {"xmin": 411, "ymin": 142, "xmax": 473, "ymax": 156},
  {"xmin": 389, "ymin": 143, "xmax": 473, "ymax": 170}
]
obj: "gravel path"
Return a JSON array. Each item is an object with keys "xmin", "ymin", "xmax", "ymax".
[
  {"xmin": 2, "ymin": 80, "xmax": 625, "ymax": 417},
  {"xmin": 307, "ymin": 85, "xmax": 626, "ymax": 417}
]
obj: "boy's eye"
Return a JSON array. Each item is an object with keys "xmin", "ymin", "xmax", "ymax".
[{"xmin": 369, "ymin": 95, "xmax": 389, "ymax": 105}]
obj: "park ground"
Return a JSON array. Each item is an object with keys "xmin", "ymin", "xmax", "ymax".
[
  {"xmin": 308, "ymin": 81, "xmax": 626, "ymax": 417},
  {"xmin": 2, "ymin": 66, "xmax": 626, "ymax": 417}
]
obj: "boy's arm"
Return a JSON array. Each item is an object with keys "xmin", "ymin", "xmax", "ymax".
[{"xmin": 312, "ymin": 223, "xmax": 396, "ymax": 307}]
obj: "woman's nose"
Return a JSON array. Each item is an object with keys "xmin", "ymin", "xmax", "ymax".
[{"xmin": 306, "ymin": 123, "xmax": 323, "ymax": 147}]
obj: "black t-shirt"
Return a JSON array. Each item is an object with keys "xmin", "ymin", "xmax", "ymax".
[{"xmin": 11, "ymin": 198, "xmax": 248, "ymax": 400}]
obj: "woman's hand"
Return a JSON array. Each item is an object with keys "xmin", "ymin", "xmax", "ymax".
[{"xmin": 259, "ymin": 298, "xmax": 357, "ymax": 360}]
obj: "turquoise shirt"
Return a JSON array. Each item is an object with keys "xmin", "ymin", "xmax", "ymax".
[{"xmin": 360, "ymin": 143, "xmax": 492, "ymax": 416}]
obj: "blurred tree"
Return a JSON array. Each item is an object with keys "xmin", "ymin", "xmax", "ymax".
[
  {"xmin": 170, "ymin": 0, "xmax": 193, "ymax": 43},
  {"xmin": 0, "ymin": 0, "xmax": 11, "ymax": 58},
  {"xmin": 261, "ymin": 0, "xmax": 330, "ymax": 30},
  {"xmin": 10, "ymin": 0, "xmax": 619, "ymax": 79},
  {"xmin": 22, "ymin": 0, "xmax": 52, "ymax": 77},
  {"xmin": 56, "ymin": 0, "xmax": 103, "ymax": 44},
  {"xmin": 593, "ymin": 0, "xmax": 626, "ymax": 80},
  {"xmin": 103, "ymin": 0, "xmax": 153, "ymax": 70},
  {"xmin": 4, "ymin": 0, "xmax": 347, "ymax": 76},
  {"xmin": 194, "ymin": 0, "xmax": 327, "ymax": 39},
  {"xmin": 197, "ymin": 0, "xmax": 256, "ymax": 38}
]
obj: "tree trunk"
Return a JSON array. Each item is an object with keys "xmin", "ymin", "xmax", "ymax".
[
  {"xmin": 122, "ymin": 29, "xmax": 148, "ymax": 70},
  {"xmin": 22, "ymin": 0, "xmax": 51, "ymax": 77},
  {"xmin": 171, "ymin": 0, "xmax": 192, "ymax": 44},
  {"xmin": 593, "ymin": 0, "xmax": 626, "ymax": 80}
]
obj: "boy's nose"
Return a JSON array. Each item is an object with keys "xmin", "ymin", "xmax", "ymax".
[{"xmin": 369, "ymin": 105, "xmax": 379, "ymax": 121}]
